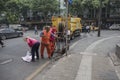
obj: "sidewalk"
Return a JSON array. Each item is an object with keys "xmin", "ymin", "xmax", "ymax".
[
  {"xmin": 92, "ymin": 55, "xmax": 119, "ymax": 80},
  {"xmin": 34, "ymin": 53, "xmax": 82, "ymax": 80},
  {"xmin": 33, "ymin": 53, "xmax": 119, "ymax": 80},
  {"xmin": 33, "ymin": 32, "xmax": 120, "ymax": 80}
]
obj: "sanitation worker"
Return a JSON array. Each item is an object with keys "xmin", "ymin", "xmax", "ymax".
[
  {"xmin": 40, "ymin": 26, "xmax": 52, "ymax": 59},
  {"xmin": 49, "ymin": 25, "xmax": 57, "ymax": 57}
]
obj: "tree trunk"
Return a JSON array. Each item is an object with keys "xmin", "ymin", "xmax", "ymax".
[{"xmin": 94, "ymin": 8, "xmax": 96, "ymax": 18}]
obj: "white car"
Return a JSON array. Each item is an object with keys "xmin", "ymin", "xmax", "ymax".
[{"xmin": 109, "ymin": 24, "xmax": 120, "ymax": 30}]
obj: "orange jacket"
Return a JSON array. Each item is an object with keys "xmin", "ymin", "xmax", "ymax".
[{"xmin": 41, "ymin": 30, "xmax": 51, "ymax": 44}]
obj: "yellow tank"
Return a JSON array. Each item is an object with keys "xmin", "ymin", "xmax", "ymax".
[
  {"xmin": 52, "ymin": 16, "xmax": 82, "ymax": 39},
  {"xmin": 69, "ymin": 18, "xmax": 82, "ymax": 33},
  {"xmin": 52, "ymin": 16, "xmax": 63, "ymax": 31}
]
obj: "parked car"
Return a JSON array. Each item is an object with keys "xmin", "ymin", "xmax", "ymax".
[
  {"xmin": 109, "ymin": 24, "xmax": 120, "ymax": 30},
  {"xmin": 9, "ymin": 24, "xmax": 29, "ymax": 31},
  {"xmin": 0, "ymin": 28, "xmax": 23, "ymax": 40},
  {"xmin": 14, "ymin": 26, "xmax": 29, "ymax": 31}
]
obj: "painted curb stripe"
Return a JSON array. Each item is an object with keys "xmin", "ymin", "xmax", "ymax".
[{"xmin": 25, "ymin": 61, "xmax": 50, "ymax": 80}]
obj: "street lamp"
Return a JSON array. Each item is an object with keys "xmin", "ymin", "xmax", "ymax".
[{"xmin": 98, "ymin": 0, "xmax": 102, "ymax": 37}]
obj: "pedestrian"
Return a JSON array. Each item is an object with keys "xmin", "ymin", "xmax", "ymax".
[
  {"xmin": 24, "ymin": 36, "xmax": 40, "ymax": 62},
  {"xmin": 91, "ymin": 23, "xmax": 95, "ymax": 32},
  {"xmin": 40, "ymin": 26, "xmax": 55, "ymax": 59},
  {"xmin": 86, "ymin": 25, "xmax": 90, "ymax": 33},
  {"xmin": 92, "ymin": 26, "xmax": 95, "ymax": 32},
  {"xmin": 0, "ymin": 36, "xmax": 5, "ymax": 47},
  {"xmin": 67, "ymin": 29, "xmax": 70, "ymax": 43},
  {"xmin": 22, "ymin": 27, "xmax": 26, "ymax": 33},
  {"xmin": 34, "ymin": 25, "xmax": 38, "ymax": 35}
]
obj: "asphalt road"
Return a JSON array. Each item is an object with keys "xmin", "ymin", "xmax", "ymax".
[{"xmin": 0, "ymin": 31, "xmax": 82, "ymax": 80}]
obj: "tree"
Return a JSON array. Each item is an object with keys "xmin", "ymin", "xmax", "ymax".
[
  {"xmin": 0, "ymin": 0, "xmax": 59, "ymax": 23},
  {"xmin": 69, "ymin": 0, "xmax": 109, "ymax": 18},
  {"xmin": 31, "ymin": 0, "xmax": 59, "ymax": 16},
  {"xmin": 0, "ymin": 0, "xmax": 9, "ymax": 13},
  {"xmin": 3, "ymin": 0, "xmax": 31, "ymax": 23}
]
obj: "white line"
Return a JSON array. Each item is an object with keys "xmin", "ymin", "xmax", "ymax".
[
  {"xmin": 108, "ymin": 57, "xmax": 120, "ymax": 80},
  {"xmin": 115, "ymin": 69, "xmax": 120, "ymax": 80},
  {"xmin": 70, "ymin": 41, "xmax": 78, "ymax": 50},
  {"xmin": 0, "ymin": 59, "xmax": 12, "ymax": 65},
  {"xmin": 80, "ymin": 52, "xmax": 97, "ymax": 56},
  {"xmin": 75, "ymin": 55, "xmax": 92, "ymax": 80},
  {"xmin": 85, "ymin": 36, "xmax": 120, "ymax": 52}
]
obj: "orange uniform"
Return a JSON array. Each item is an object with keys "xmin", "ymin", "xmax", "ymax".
[
  {"xmin": 50, "ymin": 27, "xmax": 57, "ymax": 57},
  {"xmin": 41, "ymin": 30, "xmax": 51, "ymax": 59}
]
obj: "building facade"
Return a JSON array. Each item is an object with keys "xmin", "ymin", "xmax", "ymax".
[{"xmin": 82, "ymin": 0, "xmax": 120, "ymax": 29}]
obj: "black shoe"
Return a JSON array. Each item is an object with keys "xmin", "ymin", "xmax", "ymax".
[
  {"xmin": 31, "ymin": 59, "xmax": 35, "ymax": 62},
  {"xmin": 36, "ymin": 58, "xmax": 39, "ymax": 60}
]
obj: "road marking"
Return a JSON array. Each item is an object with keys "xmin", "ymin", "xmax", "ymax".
[
  {"xmin": 53, "ymin": 65, "xmax": 56, "ymax": 68},
  {"xmin": 80, "ymin": 52, "xmax": 97, "ymax": 56},
  {"xmin": 68, "ymin": 55, "xmax": 71, "ymax": 57},
  {"xmin": 75, "ymin": 36, "xmax": 120, "ymax": 80},
  {"xmin": 115, "ymin": 69, "xmax": 120, "ymax": 80},
  {"xmin": 85, "ymin": 36, "xmax": 120, "ymax": 52},
  {"xmin": 25, "ymin": 61, "xmax": 50, "ymax": 80},
  {"xmin": 0, "ymin": 59, "xmax": 13, "ymax": 65},
  {"xmin": 109, "ymin": 57, "xmax": 120, "ymax": 80},
  {"xmin": 70, "ymin": 41, "xmax": 79, "ymax": 50},
  {"xmin": 75, "ymin": 55, "xmax": 92, "ymax": 80}
]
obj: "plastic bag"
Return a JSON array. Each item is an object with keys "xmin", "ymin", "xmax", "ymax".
[
  {"xmin": 26, "ymin": 51, "xmax": 31, "ymax": 56},
  {"xmin": 21, "ymin": 51, "xmax": 32, "ymax": 62}
]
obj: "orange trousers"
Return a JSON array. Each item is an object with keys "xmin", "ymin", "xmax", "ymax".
[
  {"xmin": 40, "ymin": 43, "xmax": 51, "ymax": 58},
  {"xmin": 50, "ymin": 41, "xmax": 55, "ymax": 55}
]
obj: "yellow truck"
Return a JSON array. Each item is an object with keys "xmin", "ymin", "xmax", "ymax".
[{"xmin": 52, "ymin": 16, "xmax": 82, "ymax": 40}]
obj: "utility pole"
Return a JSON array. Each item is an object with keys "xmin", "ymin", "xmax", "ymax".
[
  {"xmin": 98, "ymin": 0, "xmax": 102, "ymax": 37},
  {"xmin": 59, "ymin": 0, "xmax": 60, "ymax": 15},
  {"xmin": 65, "ymin": 0, "xmax": 68, "ymax": 56}
]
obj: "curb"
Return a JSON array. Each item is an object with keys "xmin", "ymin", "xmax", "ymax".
[{"xmin": 25, "ymin": 61, "xmax": 50, "ymax": 80}]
